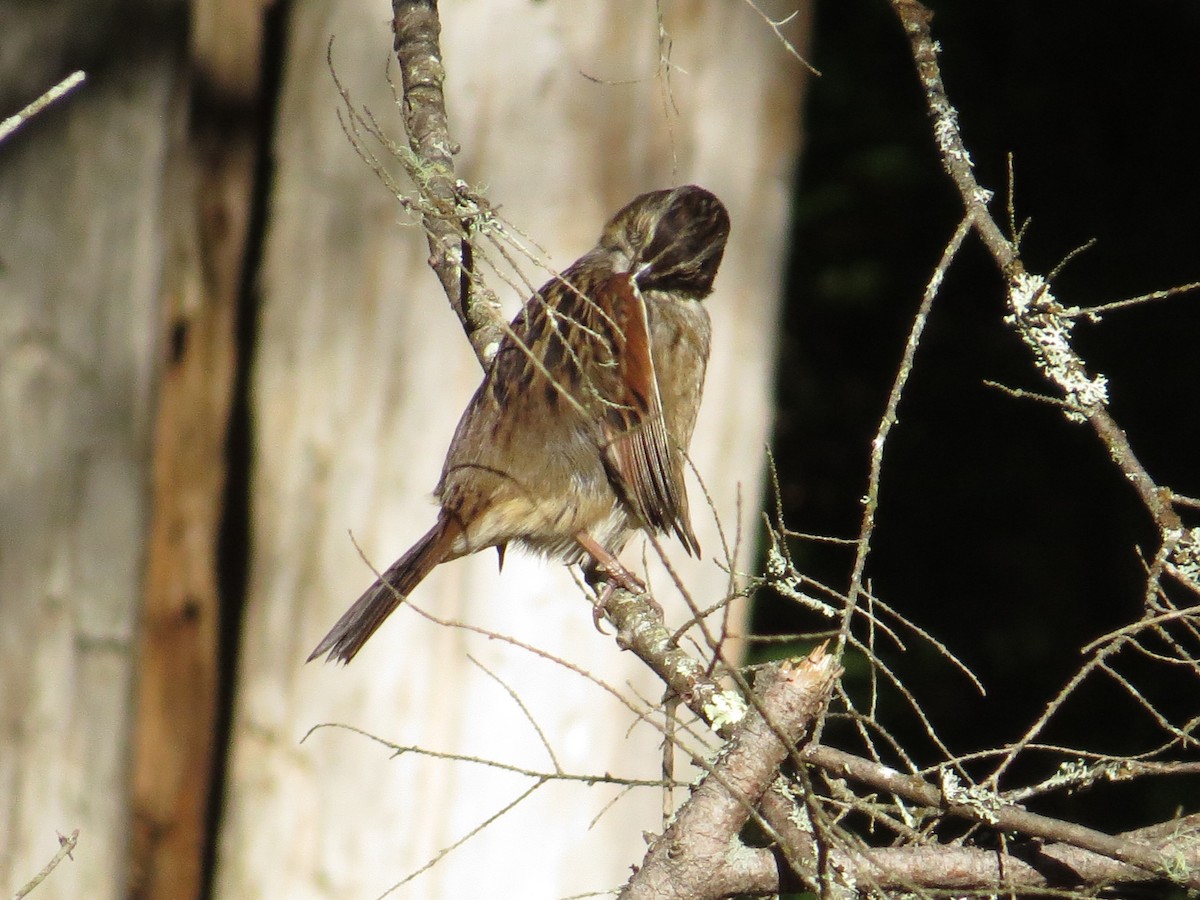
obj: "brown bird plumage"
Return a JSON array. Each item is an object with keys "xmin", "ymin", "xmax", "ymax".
[{"xmin": 309, "ymin": 185, "xmax": 730, "ymax": 663}]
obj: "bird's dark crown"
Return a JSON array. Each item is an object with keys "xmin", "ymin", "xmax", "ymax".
[{"xmin": 600, "ymin": 185, "xmax": 731, "ymax": 298}]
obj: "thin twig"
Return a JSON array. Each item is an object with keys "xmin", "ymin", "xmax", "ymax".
[
  {"xmin": 1046, "ymin": 237, "xmax": 1098, "ymax": 282},
  {"xmin": 378, "ymin": 780, "xmax": 547, "ymax": 898},
  {"xmin": 1083, "ymin": 602, "xmax": 1200, "ymax": 654},
  {"xmin": 1061, "ymin": 280, "xmax": 1200, "ymax": 320},
  {"xmin": 982, "ymin": 379, "xmax": 1075, "ymax": 410},
  {"xmin": 467, "ymin": 655, "xmax": 563, "ymax": 774},
  {"xmin": 740, "ymin": 0, "xmax": 821, "ymax": 76},
  {"xmin": 11, "ymin": 829, "xmax": 79, "ymax": 900},
  {"xmin": 0, "ymin": 71, "xmax": 86, "ymax": 145},
  {"xmin": 838, "ymin": 215, "xmax": 974, "ymax": 657},
  {"xmin": 987, "ymin": 538, "xmax": 1177, "ymax": 785},
  {"xmin": 302, "ymin": 722, "xmax": 666, "ymax": 789}
]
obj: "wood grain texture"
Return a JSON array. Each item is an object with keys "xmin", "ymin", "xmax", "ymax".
[
  {"xmin": 127, "ymin": 0, "xmax": 265, "ymax": 887},
  {"xmin": 128, "ymin": 173, "xmax": 235, "ymax": 896},
  {"xmin": 0, "ymin": 35, "xmax": 180, "ymax": 900}
]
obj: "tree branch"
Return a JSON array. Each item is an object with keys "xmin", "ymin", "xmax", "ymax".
[
  {"xmin": 761, "ymin": 793, "xmax": 1200, "ymax": 893},
  {"xmin": 839, "ymin": 214, "xmax": 974, "ymax": 656},
  {"xmin": 621, "ymin": 649, "xmax": 841, "ymax": 899},
  {"xmin": 804, "ymin": 744, "xmax": 1200, "ymax": 889},
  {"xmin": 604, "ymin": 582, "xmax": 1200, "ymax": 891},
  {"xmin": 888, "ymin": 0, "xmax": 1183, "ymax": 539},
  {"xmin": 886, "ymin": 0, "xmax": 1200, "ymax": 803},
  {"xmin": 12, "ymin": 829, "xmax": 79, "ymax": 900},
  {"xmin": 390, "ymin": 0, "xmax": 504, "ymax": 365},
  {"xmin": 0, "ymin": 71, "xmax": 86, "ymax": 145}
]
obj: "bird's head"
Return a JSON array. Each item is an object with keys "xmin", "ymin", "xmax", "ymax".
[{"xmin": 599, "ymin": 185, "xmax": 730, "ymax": 298}]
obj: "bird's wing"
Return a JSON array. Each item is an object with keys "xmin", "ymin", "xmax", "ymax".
[
  {"xmin": 587, "ymin": 273, "xmax": 698, "ymax": 555},
  {"xmin": 478, "ymin": 265, "xmax": 698, "ymax": 555}
]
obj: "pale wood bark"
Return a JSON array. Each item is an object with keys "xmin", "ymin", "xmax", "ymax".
[
  {"xmin": 126, "ymin": 126, "xmax": 242, "ymax": 899},
  {"xmin": 216, "ymin": 2, "xmax": 809, "ymax": 897},
  {"xmin": 127, "ymin": 2, "xmax": 272, "ymax": 897},
  {"xmin": 0, "ymin": 34, "xmax": 179, "ymax": 900}
]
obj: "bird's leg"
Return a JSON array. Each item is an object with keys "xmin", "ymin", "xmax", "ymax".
[
  {"xmin": 575, "ymin": 531, "xmax": 646, "ymax": 594},
  {"xmin": 575, "ymin": 531, "xmax": 652, "ymax": 632}
]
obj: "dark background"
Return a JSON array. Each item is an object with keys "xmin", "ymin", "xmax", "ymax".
[{"xmin": 759, "ymin": 0, "xmax": 1200, "ymax": 839}]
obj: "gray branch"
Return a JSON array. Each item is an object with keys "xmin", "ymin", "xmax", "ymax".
[{"xmin": 390, "ymin": 0, "xmax": 504, "ymax": 366}]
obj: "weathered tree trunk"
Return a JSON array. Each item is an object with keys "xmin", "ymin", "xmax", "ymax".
[
  {"xmin": 215, "ymin": 2, "xmax": 810, "ymax": 897},
  {"xmin": 128, "ymin": 1, "xmax": 270, "ymax": 897},
  {"xmin": 0, "ymin": 19, "xmax": 182, "ymax": 900},
  {"xmin": 1, "ymin": 3, "xmax": 270, "ymax": 897}
]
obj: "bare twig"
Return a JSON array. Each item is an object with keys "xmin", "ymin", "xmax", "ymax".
[
  {"xmin": 761, "ymin": 794, "xmax": 1200, "ymax": 893},
  {"xmin": 0, "ymin": 71, "xmax": 86, "ymax": 145},
  {"xmin": 467, "ymin": 654, "xmax": 563, "ymax": 774},
  {"xmin": 988, "ymin": 535, "xmax": 1184, "ymax": 785},
  {"xmin": 1046, "ymin": 236, "xmax": 1098, "ymax": 282},
  {"xmin": 378, "ymin": 779, "xmax": 547, "ymax": 898},
  {"xmin": 11, "ymin": 829, "xmax": 79, "ymax": 900},
  {"xmin": 1083, "ymin": 602, "xmax": 1200, "ymax": 654},
  {"xmin": 1062, "ymin": 280, "xmax": 1200, "ymax": 320},
  {"xmin": 302, "ymin": 722, "xmax": 666, "ymax": 789},
  {"xmin": 982, "ymin": 379, "xmax": 1075, "ymax": 410},
  {"xmin": 839, "ymin": 214, "xmax": 974, "ymax": 660},
  {"xmin": 804, "ymin": 744, "xmax": 1200, "ymax": 888},
  {"xmin": 740, "ymin": 0, "xmax": 821, "ymax": 76}
]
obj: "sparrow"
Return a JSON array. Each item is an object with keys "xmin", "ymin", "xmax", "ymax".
[{"xmin": 309, "ymin": 184, "xmax": 730, "ymax": 663}]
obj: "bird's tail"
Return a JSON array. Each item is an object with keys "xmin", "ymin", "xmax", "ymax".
[{"xmin": 308, "ymin": 516, "xmax": 461, "ymax": 664}]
